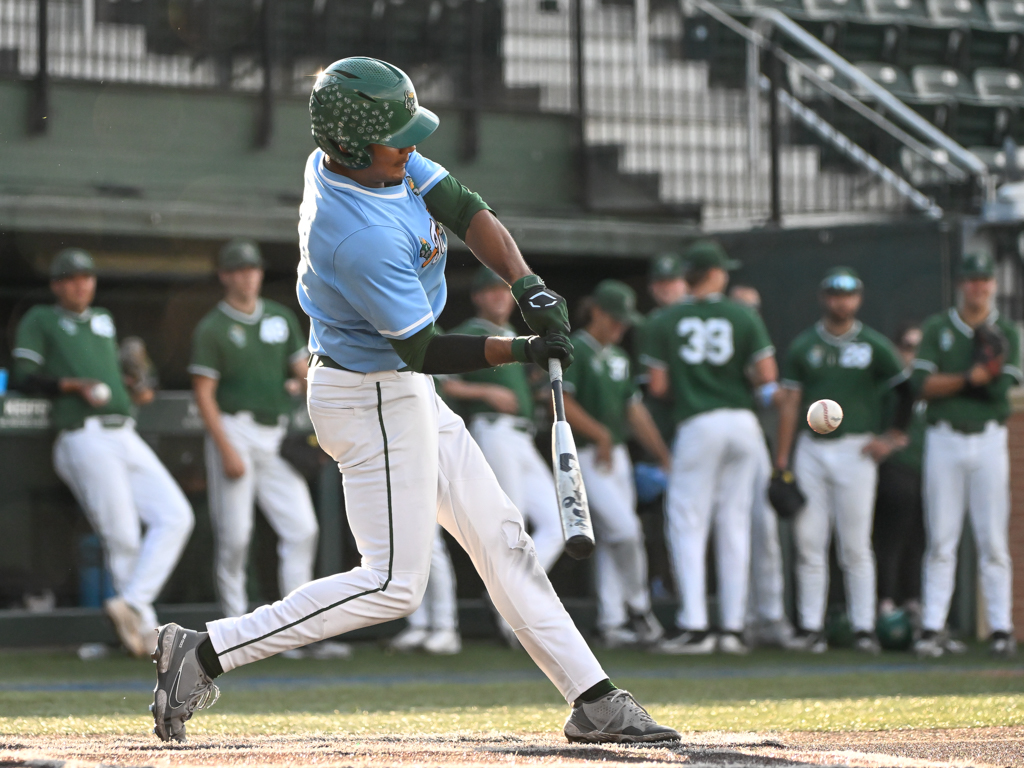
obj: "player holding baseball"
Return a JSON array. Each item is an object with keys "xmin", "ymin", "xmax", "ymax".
[
  {"xmin": 150, "ymin": 57, "xmax": 678, "ymax": 745},
  {"xmin": 561, "ymin": 280, "xmax": 672, "ymax": 648},
  {"xmin": 12, "ymin": 249, "xmax": 194, "ymax": 657},
  {"xmin": 440, "ymin": 266, "xmax": 565, "ymax": 649},
  {"xmin": 776, "ymin": 267, "xmax": 910, "ymax": 654},
  {"xmin": 912, "ymin": 253, "xmax": 1021, "ymax": 658},
  {"xmin": 644, "ymin": 241, "xmax": 778, "ymax": 655},
  {"xmin": 189, "ymin": 239, "xmax": 351, "ymax": 661}
]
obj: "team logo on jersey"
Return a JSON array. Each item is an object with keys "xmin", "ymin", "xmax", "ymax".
[
  {"xmin": 90, "ymin": 314, "xmax": 115, "ymax": 339},
  {"xmin": 59, "ymin": 317, "xmax": 78, "ymax": 336},
  {"xmin": 839, "ymin": 342, "xmax": 872, "ymax": 369},
  {"xmin": 404, "ymin": 90, "xmax": 417, "ymax": 115},
  {"xmin": 229, "ymin": 324, "xmax": 247, "ymax": 349},
  {"xmin": 807, "ymin": 345, "xmax": 824, "ymax": 368},
  {"xmin": 940, "ymin": 328, "xmax": 954, "ymax": 351},
  {"xmin": 259, "ymin": 316, "xmax": 289, "ymax": 345},
  {"xmin": 607, "ymin": 355, "xmax": 630, "ymax": 382},
  {"xmin": 418, "ymin": 218, "xmax": 447, "ymax": 268}
]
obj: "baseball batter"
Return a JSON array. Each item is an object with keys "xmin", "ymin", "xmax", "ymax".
[
  {"xmin": 12, "ymin": 249, "xmax": 194, "ymax": 657},
  {"xmin": 562, "ymin": 280, "xmax": 671, "ymax": 648},
  {"xmin": 644, "ymin": 241, "xmax": 777, "ymax": 655},
  {"xmin": 912, "ymin": 253, "xmax": 1021, "ymax": 658},
  {"xmin": 189, "ymin": 240, "xmax": 351, "ymax": 661},
  {"xmin": 776, "ymin": 267, "xmax": 910, "ymax": 654},
  {"xmin": 151, "ymin": 57, "xmax": 678, "ymax": 745}
]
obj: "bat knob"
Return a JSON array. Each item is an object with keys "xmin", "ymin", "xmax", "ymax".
[{"xmin": 564, "ymin": 535, "xmax": 595, "ymax": 561}]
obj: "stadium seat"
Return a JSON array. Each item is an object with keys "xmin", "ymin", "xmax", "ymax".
[
  {"xmin": 787, "ymin": 59, "xmax": 855, "ymax": 99},
  {"xmin": 966, "ymin": 27, "xmax": 1023, "ymax": 69},
  {"xmin": 986, "ymin": 0, "xmax": 1024, "ymax": 28},
  {"xmin": 927, "ymin": 0, "xmax": 989, "ymax": 26},
  {"xmin": 974, "ymin": 66, "xmax": 1024, "ymax": 101},
  {"xmin": 804, "ymin": 0, "xmax": 867, "ymax": 17},
  {"xmin": 912, "ymin": 65, "xmax": 1013, "ymax": 143},
  {"xmin": 842, "ymin": 21, "xmax": 902, "ymax": 61},
  {"xmin": 864, "ymin": 0, "xmax": 930, "ymax": 22},
  {"xmin": 901, "ymin": 22, "xmax": 967, "ymax": 67},
  {"xmin": 911, "ymin": 63, "xmax": 977, "ymax": 97},
  {"xmin": 967, "ymin": 143, "xmax": 1024, "ymax": 171},
  {"xmin": 740, "ymin": 0, "xmax": 808, "ymax": 14},
  {"xmin": 854, "ymin": 61, "xmax": 917, "ymax": 97}
]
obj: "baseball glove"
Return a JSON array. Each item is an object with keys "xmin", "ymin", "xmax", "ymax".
[
  {"xmin": 972, "ymin": 323, "xmax": 1008, "ymax": 379},
  {"xmin": 119, "ymin": 336, "xmax": 157, "ymax": 393},
  {"xmin": 768, "ymin": 469, "xmax": 806, "ymax": 519}
]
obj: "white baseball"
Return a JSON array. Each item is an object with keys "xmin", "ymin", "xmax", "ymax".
[
  {"xmin": 807, "ymin": 399, "xmax": 843, "ymax": 434},
  {"xmin": 90, "ymin": 382, "xmax": 112, "ymax": 406}
]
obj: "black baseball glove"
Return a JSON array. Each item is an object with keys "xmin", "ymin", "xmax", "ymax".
[
  {"xmin": 972, "ymin": 323, "xmax": 1008, "ymax": 379},
  {"xmin": 511, "ymin": 275, "xmax": 570, "ymax": 338},
  {"xmin": 768, "ymin": 469, "xmax": 806, "ymax": 519}
]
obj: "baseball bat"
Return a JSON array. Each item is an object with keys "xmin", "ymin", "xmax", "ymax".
[{"xmin": 548, "ymin": 358, "xmax": 595, "ymax": 560}]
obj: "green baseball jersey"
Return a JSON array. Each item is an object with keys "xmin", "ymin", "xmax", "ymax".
[
  {"xmin": 642, "ymin": 295, "xmax": 774, "ymax": 424},
  {"xmin": 12, "ymin": 305, "xmax": 133, "ymax": 431},
  {"xmin": 563, "ymin": 330, "xmax": 639, "ymax": 446},
  {"xmin": 634, "ymin": 307, "xmax": 677, "ymax": 443},
  {"xmin": 189, "ymin": 299, "xmax": 307, "ymax": 425},
  {"xmin": 445, "ymin": 317, "xmax": 534, "ymax": 419},
  {"xmin": 782, "ymin": 320, "xmax": 907, "ymax": 438},
  {"xmin": 910, "ymin": 308, "xmax": 1023, "ymax": 430}
]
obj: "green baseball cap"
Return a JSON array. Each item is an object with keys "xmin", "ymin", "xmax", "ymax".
[
  {"xmin": 820, "ymin": 266, "xmax": 863, "ymax": 294},
  {"xmin": 649, "ymin": 252, "xmax": 684, "ymax": 281},
  {"xmin": 958, "ymin": 252, "xmax": 995, "ymax": 279},
  {"xmin": 683, "ymin": 240, "xmax": 741, "ymax": 271},
  {"xmin": 218, "ymin": 239, "xmax": 264, "ymax": 271},
  {"xmin": 470, "ymin": 266, "xmax": 505, "ymax": 294},
  {"xmin": 592, "ymin": 280, "xmax": 643, "ymax": 326},
  {"xmin": 49, "ymin": 248, "xmax": 96, "ymax": 279}
]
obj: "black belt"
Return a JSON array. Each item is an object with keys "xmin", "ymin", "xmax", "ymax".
[{"xmin": 309, "ymin": 354, "xmax": 355, "ymax": 372}]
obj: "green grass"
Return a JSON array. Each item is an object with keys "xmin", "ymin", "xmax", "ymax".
[{"xmin": 1, "ymin": 642, "xmax": 1021, "ymax": 736}]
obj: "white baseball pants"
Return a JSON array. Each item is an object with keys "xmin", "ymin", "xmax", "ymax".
[
  {"xmin": 578, "ymin": 443, "xmax": 652, "ymax": 631},
  {"xmin": 53, "ymin": 418, "xmax": 194, "ymax": 632},
  {"xmin": 469, "ymin": 415, "xmax": 564, "ymax": 572},
  {"xmin": 405, "ymin": 525, "xmax": 458, "ymax": 632},
  {"xmin": 207, "ymin": 368, "xmax": 607, "ymax": 703},
  {"xmin": 666, "ymin": 408, "xmax": 764, "ymax": 632},
  {"xmin": 749, "ymin": 447, "xmax": 786, "ymax": 624},
  {"xmin": 921, "ymin": 422, "xmax": 1013, "ymax": 633},
  {"xmin": 205, "ymin": 412, "xmax": 319, "ymax": 618},
  {"xmin": 792, "ymin": 432, "xmax": 877, "ymax": 633}
]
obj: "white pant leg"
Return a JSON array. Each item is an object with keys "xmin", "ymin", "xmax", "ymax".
[
  {"xmin": 749, "ymin": 443, "xmax": 786, "ymax": 623},
  {"xmin": 921, "ymin": 424, "xmax": 970, "ymax": 632},
  {"xmin": 828, "ymin": 435, "xmax": 879, "ymax": 633},
  {"xmin": 712, "ymin": 411, "xmax": 760, "ymax": 633},
  {"xmin": 208, "ymin": 369, "xmax": 439, "ymax": 671},
  {"xmin": 666, "ymin": 411, "xmax": 728, "ymax": 631},
  {"xmin": 792, "ymin": 433, "xmax": 833, "ymax": 632},
  {"xmin": 434, "ymin": 394, "xmax": 607, "ymax": 703},
  {"xmin": 578, "ymin": 444, "xmax": 647, "ymax": 631},
  {"xmin": 206, "ymin": 418, "xmax": 258, "ymax": 618},
  {"xmin": 967, "ymin": 424, "xmax": 1013, "ymax": 633},
  {"xmin": 247, "ymin": 418, "xmax": 320, "ymax": 600}
]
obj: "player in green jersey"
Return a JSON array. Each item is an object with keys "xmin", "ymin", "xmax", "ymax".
[
  {"xmin": 562, "ymin": 280, "xmax": 672, "ymax": 648},
  {"xmin": 189, "ymin": 240, "xmax": 350, "ymax": 660},
  {"xmin": 644, "ymin": 241, "xmax": 779, "ymax": 655},
  {"xmin": 12, "ymin": 248, "xmax": 194, "ymax": 657},
  {"xmin": 776, "ymin": 267, "xmax": 910, "ymax": 654},
  {"xmin": 911, "ymin": 253, "xmax": 1022, "ymax": 658}
]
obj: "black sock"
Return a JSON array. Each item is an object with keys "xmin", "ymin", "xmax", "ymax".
[
  {"xmin": 196, "ymin": 636, "xmax": 224, "ymax": 679},
  {"xmin": 575, "ymin": 679, "xmax": 616, "ymax": 706}
]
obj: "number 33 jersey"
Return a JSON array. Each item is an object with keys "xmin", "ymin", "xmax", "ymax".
[
  {"xmin": 782, "ymin": 320, "xmax": 906, "ymax": 438},
  {"xmin": 641, "ymin": 294, "xmax": 774, "ymax": 424}
]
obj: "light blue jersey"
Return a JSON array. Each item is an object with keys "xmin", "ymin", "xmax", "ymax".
[{"xmin": 297, "ymin": 149, "xmax": 450, "ymax": 372}]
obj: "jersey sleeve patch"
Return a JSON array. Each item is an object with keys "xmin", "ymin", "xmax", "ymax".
[{"xmin": 406, "ymin": 152, "xmax": 449, "ymax": 196}]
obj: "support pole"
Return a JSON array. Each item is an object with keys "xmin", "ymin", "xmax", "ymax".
[
  {"xmin": 459, "ymin": 0, "xmax": 482, "ymax": 162},
  {"xmin": 572, "ymin": 0, "xmax": 588, "ymax": 208},
  {"xmin": 768, "ymin": 47, "xmax": 782, "ymax": 225},
  {"xmin": 28, "ymin": 0, "xmax": 48, "ymax": 134},
  {"xmin": 256, "ymin": 0, "xmax": 274, "ymax": 148}
]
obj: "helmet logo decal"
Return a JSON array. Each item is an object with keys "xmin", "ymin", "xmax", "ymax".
[{"xmin": 404, "ymin": 90, "xmax": 417, "ymax": 115}]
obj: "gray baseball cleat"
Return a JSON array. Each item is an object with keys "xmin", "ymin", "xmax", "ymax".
[
  {"xmin": 150, "ymin": 623, "xmax": 220, "ymax": 742},
  {"xmin": 564, "ymin": 689, "xmax": 681, "ymax": 744}
]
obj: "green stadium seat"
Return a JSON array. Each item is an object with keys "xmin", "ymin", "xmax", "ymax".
[
  {"xmin": 854, "ymin": 60, "xmax": 917, "ymax": 97},
  {"xmin": 787, "ymin": 58, "xmax": 855, "ymax": 99},
  {"xmin": 928, "ymin": 0, "xmax": 989, "ymax": 26},
  {"xmin": 967, "ymin": 27, "xmax": 1023, "ymax": 68},
  {"xmin": 739, "ymin": 0, "xmax": 808, "ymax": 14},
  {"xmin": 804, "ymin": 0, "xmax": 866, "ymax": 17},
  {"xmin": 901, "ymin": 23, "xmax": 967, "ymax": 67},
  {"xmin": 986, "ymin": 0, "xmax": 1024, "ymax": 28},
  {"xmin": 864, "ymin": 0, "xmax": 929, "ymax": 22},
  {"xmin": 911, "ymin": 65, "xmax": 1013, "ymax": 143},
  {"xmin": 841, "ymin": 21, "xmax": 901, "ymax": 60},
  {"xmin": 974, "ymin": 66, "xmax": 1024, "ymax": 101},
  {"xmin": 912, "ymin": 63, "xmax": 977, "ymax": 96},
  {"xmin": 967, "ymin": 144, "xmax": 1024, "ymax": 171}
]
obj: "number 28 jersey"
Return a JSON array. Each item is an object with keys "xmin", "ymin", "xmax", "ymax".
[{"xmin": 641, "ymin": 294, "xmax": 774, "ymax": 424}]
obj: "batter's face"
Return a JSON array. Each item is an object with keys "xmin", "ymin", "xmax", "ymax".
[
  {"xmin": 220, "ymin": 267, "xmax": 264, "ymax": 303},
  {"xmin": 649, "ymin": 277, "xmax": 687, "ymax": 307},
  {"xmin": 960, "ymin": 277, "xmax": 996, "ymax": 314},
  {"xmin": 51, "ymin": 273, "xmax": 96, "ymax": 314},
  {"xmin": 822, "ymin": 291, "xmax": 862, "ymax": 323},
  {"xmin": 328, "ymin": 143, "xmax": 415, "ymax": 187},
  {"xmin": 472, "ymin": 284, "xmax": 515, "ymax": 325}
]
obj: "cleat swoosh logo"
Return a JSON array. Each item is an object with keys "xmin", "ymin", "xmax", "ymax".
[{"xmin": 169, "ymin": 666, "xmax": 186, "ymax": 709}]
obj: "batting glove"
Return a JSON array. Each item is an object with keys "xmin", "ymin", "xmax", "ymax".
[
  {"xmin": 511, "ymin": 275, "xmax": 570, "ymax": 338},
  {"xmin": 511, "ymin": 333, "xmax": 574, "ymax": 368}
]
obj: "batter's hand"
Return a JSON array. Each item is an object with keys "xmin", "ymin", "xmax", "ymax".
[
  {"xmin": 512, "ymin": 333, "xmax": 574, "ymax": 368},
  {"xmin": 511, "ymin": 275, "xmax": 570, "ymax": 337},
  {"xmin": 221, "ymin": 445, "xmax": 246, "ymax": 479}
]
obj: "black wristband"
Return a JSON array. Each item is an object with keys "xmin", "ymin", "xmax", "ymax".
[{"xmin": 421, "ymin": 334, "xmax": 491, "ymax": 375}]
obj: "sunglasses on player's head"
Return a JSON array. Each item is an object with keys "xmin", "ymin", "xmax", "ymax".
[{"xmin": 821, "ymin": 275, "xmax": 862, "ymax": 294}]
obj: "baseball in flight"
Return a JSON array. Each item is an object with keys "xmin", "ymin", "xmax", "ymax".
[
  {"xmin": 90, "ymin": 382, "xmax": 112, "ymax": 406},
  {"xmin": 807, "ymin": 399, "xmax": 843, "ymax": 434}
]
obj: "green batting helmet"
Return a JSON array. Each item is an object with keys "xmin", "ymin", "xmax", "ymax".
[
  {"xmin": 309, "ymin": 57, "xmax": 439, "ymax": 170},
  {"xmin": 876, "ymin": 609, "xmax": 914, "ymax": 651}
]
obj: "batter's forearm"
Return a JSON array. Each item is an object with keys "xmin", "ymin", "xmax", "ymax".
[{"xmin": 463, "ymin": 211, "xmax": 532, "ymax": 286}]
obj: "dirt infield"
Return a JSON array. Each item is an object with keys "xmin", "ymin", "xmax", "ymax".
[{"xmin": 2, "ymin": 728, "xmax": 1021, "ymax": 768}]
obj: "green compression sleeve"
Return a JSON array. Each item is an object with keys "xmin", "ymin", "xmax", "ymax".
[
  {"xmin": 389, "ymin": 324, "xmax": 491, "ymax": 374},
  {"xmin": 423, "ymin": 174, "xmax": 493, "ymax": 240}
]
